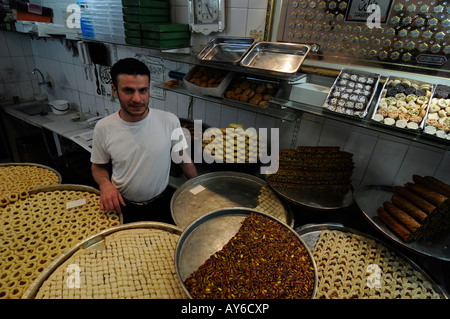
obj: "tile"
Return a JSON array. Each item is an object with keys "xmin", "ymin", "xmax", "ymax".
[
  {"xmin": 224, "ymin": 8, "xmax": 248, "ymax": 37},
  {"xmin": 254, "ymin": 114, "xmax": 277, "ymax": 130},
  {"xmin": 433, "ymin": 151, "xmax": 450, "ymax": 185},
  {"xmin": 394, "ymin": 145, "xmax": 444, "ymax": 185},
  {"xmin": 296, "ymin": 117, "xmax": 323, "ymax": 146},
  {"xmin": 192, "ymin": 98, "xmax": 206, "ymax": 122},
  {"xmin": 276, "ymin": 119, "xmax": 296, "ymax": 150},
  {"xmin": 245, "ymin": 8, "xmax": 266, "ymax": 39},
  {"xmin": 248, "ymin": 0, "xmax": 268, "ymax": 9},
  {"xmin": 205, "ymin": 101, "xmax": 222, "ymax": 127},
  {"xmin": 220, "ymin": 104, "xmax": 238, "ymax": 127},
  {"xmin": 237, "ymin": 109, "xmax": 256, "ymax": 128},
  {"xmin": 317, "ymin": 119, "xmax": 350, "ymax": 148},
  {"xmin": 361, "ymin": 137, "xmax": 409, "ymax": 186},
  {"xmin": 343, "ymin": 129, "xmax": 378, "ymax": 183},
  {"xmin": 228, "ymin": 0, "xmax": 249, "ymax": 8},
  {"xmin": 177, "ymin": 94, "xmax": 191, "ymax": 118}
]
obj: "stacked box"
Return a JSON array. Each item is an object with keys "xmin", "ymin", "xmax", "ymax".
[
  {"xmin": 140, "ymin": 23, "xmax": 190, "ymax": 49},
  {"xmin": 122, "ymin": 0, "xmax": 170, "ymax": 45}
]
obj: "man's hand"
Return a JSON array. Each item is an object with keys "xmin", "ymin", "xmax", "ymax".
[
  {"xmin": 91, "ymin": 163, "xmax": 126, "ymax": 214},
  {"xmin": 99, "ymin": 182, "xmax": 126, "ymax": 214}
]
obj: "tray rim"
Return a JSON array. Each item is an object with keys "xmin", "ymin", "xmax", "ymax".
[
  {"xmin": 197, "ymin": 36, "xmax": 256, "ymax": 65},
  {"xmin": 239, "ymin": 41, "xmax": 311, "ymax": 76},
  {"xmin": 0, "ymin": 162, "xmax": 62, "ymax": 186},
  {"xmin": 22, "ymin": 221, "xmax": 183, "ymax": 299},
  {"xmin": 295, "ymin": 222, "xmax": 449, "ymax": 299},
  {"xmin": 322, "ymin": 67, "xmax": 382, "ymax": 119},
  {"xmin": 354, "ymin": 184, "xmax": 450, "ymax": 261},
  {"xmin": 170, "ymin": 171, "xmax": 294, "ymax": 228},
  {"xmin": 175, "ymin": 208, "xmax": 318, "ymax": 299}
]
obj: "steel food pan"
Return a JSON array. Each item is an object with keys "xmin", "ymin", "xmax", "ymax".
[
  {"xmin": 354, "ymin": 185, "xmax": 450, "ymax": 261},
  {"xmin": 295, "ymin": 223, "xmax": 449, "ymax": 299},
  {"xmin": 22, "ymin": 222, "xmax": 183, "ymax": 299},
  {"xmin": 170, "ymin": 171, "xmax": 293, "ymax": 229},
  {"xmin": 175, "ymin": 208, "xmax": 318, "ymax": 299},
  {"xmin": 197, "ymin": 36, "xmax": 255, "ymax": 65},
  {"xmin": 240, "ymin": 42, "xmax": 310, "ymax": 76},
  {"xmin": 323, "ymin": 68, "xmax": 381, "ymax": 118},
  {"xmin": 371, "ymin": 76, "xmax": 435, "ymax": 131}
]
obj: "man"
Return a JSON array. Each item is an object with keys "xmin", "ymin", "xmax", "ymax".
[{"xmin": 91, "ymin": 58, "xmax": 197, "ymax": 224}]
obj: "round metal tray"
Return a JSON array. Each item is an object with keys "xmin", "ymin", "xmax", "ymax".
[
  {"xmin": 295, "ymin": 223, "xmax": 449, "ymax": 299},
  {"xmin": 175, "ymin": 208, "xmax": 318, "ymax": 299},
  {"xmin": 266, "ymin": 175, "xmax": 354, "ymax": 210},
  {"xmin": 27, "ymin": 184, "xmax": 123, "ymax": 224},
  {"xmin": 0, "ymin": 162, "xmax": 62, "ymax": 185},
  {"xmin": 354, "ymin": 185, "xmax": 450, "ymax": 261},
  {"xmin": 170, "ymin": 171, "xmax": 293, "ymax": 229},
  {"xmin": 22, "ymin": 222, "xmax": 183, "ymax": 299}
]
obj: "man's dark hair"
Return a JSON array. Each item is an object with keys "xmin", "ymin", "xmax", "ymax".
[{"xmin": 110, "ymin": 58, "xmax": 150, "ymax": 87}]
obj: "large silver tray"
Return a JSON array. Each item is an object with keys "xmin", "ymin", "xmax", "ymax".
[
  {"xmin": 197, "ymin": 36, "xmax": 255, "ymax": 65},
  {"xmin": 240, "ymin": 42, "xmax": 310, "ymax": 78},
  {"xmin": 266, "ymin": 175, "xmax": 354, "ymax": 210},
  {"xmin": 22, "ymin": 222, "xmax": 183, "ymax": 299},
  {"xmin": 170, "ymin": 171, "xmax": 293, "ymax": 229},
  {"xmin": 0, "ymin": 162, "xmax": 62, "ymax": 185},
  {"xmin": 354, "ymin": 185, "xmax": 450, "ymax": 261},
  {"xmin": 175, "ymin": 208, "xmax": 318, "ymax": 299},
  {"xmin": 27, "ymin": 184, "xmax": 123, "ymax": 224},
  {"xmin": 295, "ymin": 223, "xmax": 449, "ymax": 299}
]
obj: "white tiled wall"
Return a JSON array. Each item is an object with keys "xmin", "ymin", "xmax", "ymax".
[{"xmin": 0, "ymin": 0, "xmax": 449, "ymax": 187}]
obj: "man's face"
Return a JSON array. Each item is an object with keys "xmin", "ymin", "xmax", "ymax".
[{"xmin": 112, "ymin": 74, "xmax": 150, "ymax": 122}]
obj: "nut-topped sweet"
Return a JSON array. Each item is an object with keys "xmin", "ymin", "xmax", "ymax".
[{"xmin": 372, "ymin": 77, "xmax": 433, "ymax": 130}]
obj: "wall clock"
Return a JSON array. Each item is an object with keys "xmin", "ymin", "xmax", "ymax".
[{"xmin": 188, "ymin": 0, "xmax": 225, "ymax": 35}]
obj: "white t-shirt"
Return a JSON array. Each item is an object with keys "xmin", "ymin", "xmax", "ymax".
[{"xmin": 90, "ymin": 108, "xmax": 186, "ymax": 202}]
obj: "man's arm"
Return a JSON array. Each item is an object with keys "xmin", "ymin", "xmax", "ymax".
[
  {"xmin": 91, "ymin": 163, "xmax": 125, "ymax": 214},
  {"xmin": 177, "ymin": 149, "xmax": 198, "ymax": 179}
]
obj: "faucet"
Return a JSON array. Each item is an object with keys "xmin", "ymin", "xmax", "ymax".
[{"xmin": 32, "ymin": 68, "xmax": 52, "ymax": 87}]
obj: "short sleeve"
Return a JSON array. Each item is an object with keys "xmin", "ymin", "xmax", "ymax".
[{"xmin": 90, "ymin": 124, "xmax": 111, "ymax": 164}]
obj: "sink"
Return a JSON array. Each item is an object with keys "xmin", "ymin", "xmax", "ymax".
[{"xmin": 13, "ymin": 102, "xmax": 52, "ymax": 116}]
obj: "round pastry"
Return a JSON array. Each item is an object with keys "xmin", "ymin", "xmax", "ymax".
[
  {"xmin": 416, "ymin": 89, "xmax": 426, "ymax": 97},
  {"xmin": 373, "ymin": 113, "xmax": 384, "ymax": 122},
  {"xmin": 401, "ymin": 79, "xmax": 411, "ymax": 88},
  {"xmin": 394, "ymin": 84, "xmax": 405, "ymax": 93},
  {"xmin": 384, "ymin": 118, "xmax": 395, "ymax": 125},
  {"xmin": 416, "ymin": 96, "xmax": 428, "ymax": 104},
  {"xmin": 405, "ymin": 87, "xmax": 416, "ymax": 95},
  {"xmin": 406, "ymin": 122, "xmax": 419, "ymax": 130},
  {"xmin": 424, "ymin": 125, "xmax": 437, "ymax": 135},
  {"xmin": 354, "ymin": 102, "xmax": 364, "ymax": 110},
  {"xmin": 395, "ymin": 119, "xmax": 408, "ymax": 128}
]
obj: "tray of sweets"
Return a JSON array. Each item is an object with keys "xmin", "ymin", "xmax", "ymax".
[
  {"xmin": 224, "ymin": 74, "xmax": 280, "ymax": 109},
  {"xmin": 295, "ymin": 223, "xmax": 448, "ymax": 299},
  {"xmin": 371, "ymin": 76, "xmax": 435, "ymax": 131},
  {"xmin": 175, "ymin": 208, "xmax": 317, "ymax": 299},
  {"xmin": 323, "ymin": 68, "xmax": 381, "ymax": 118},
  {"xmin": 354, "ymin": 184, "xmax": 450, "ymax": 261},
  {"xmin": 423, "ymin": 84, "xmax": 450, "ymax": 140},
  {"xmin": 170, "ymin": 172, "xmax": 293, "ymax": 230},
  {"xmin": 23, "ymin": 222, "xmax": 185, "ymax": 299}
]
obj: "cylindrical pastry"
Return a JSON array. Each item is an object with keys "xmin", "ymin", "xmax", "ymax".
[
  {"xmin": 413, "ymin": 175, "xmax": 450, "ymax": 197},
  {"xmin": 394, "ymin": 187, "xmax": 436, "ymax": 215},
  {"xmin": 405, "ymin": 183, "xmax": 448, "ymax": 206},
  {"xmin": 377, "ymin": 207, "xmax": 412, "ymax": 242},
  {"xmin": 383, "ymin": 201, "xmax": 422, "ymax": 233},
  {"xmin": 391, "ymin": 194, "xmax": 428, "ymax": 223}
]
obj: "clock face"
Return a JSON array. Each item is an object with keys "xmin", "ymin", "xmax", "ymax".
[{"xmin": 194, "ymin": 0, "xmax": 219, "ymax": 24}]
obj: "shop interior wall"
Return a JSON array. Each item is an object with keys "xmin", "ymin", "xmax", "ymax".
[{"xmin": 0, "ymin": 1, "xmax": 449, "ymax": 188}]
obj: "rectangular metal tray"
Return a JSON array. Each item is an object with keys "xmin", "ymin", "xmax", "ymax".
[
  {"xmin": 371, "ymin": 76, "xmax": 435, "ymax": 131},
  {"xmin": 323, "ymin": 68, "xmax": 381, "ymax": 118},
  {"xmin": 240, "ymin": 42, "xmax": 310, "ymax": 77},
  {"xmin": 197, "ymin": 36, "xmax": 255, "ymax": 65}
]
